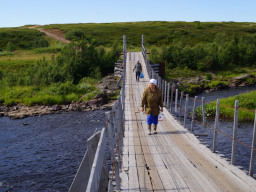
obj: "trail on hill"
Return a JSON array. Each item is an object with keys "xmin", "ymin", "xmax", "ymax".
[{"xmin": 28, "ymin": 25, "xmax": 70, "ymax": 43}]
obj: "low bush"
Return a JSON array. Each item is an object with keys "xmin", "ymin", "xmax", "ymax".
[
  {"xmin": 0, "ymin": 51, "xmax": 14, "ymax": 56},
  {"xmin": 0, "ymin": 28, "xmax": 49, "ymax": 50}
]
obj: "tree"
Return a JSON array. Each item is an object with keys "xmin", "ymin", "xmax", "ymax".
[
  {"xmin": 65, "ymin": 29, "xmax": 86, "ymax": 41},
  {"xmin": 6, "ymin": 42, "xmax": 15, "ymax": 52}
]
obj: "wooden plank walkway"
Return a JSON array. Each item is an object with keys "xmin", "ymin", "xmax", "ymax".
[{"xmin": 120, "ymin": 52, "xmax": 256, "ymax": 191}]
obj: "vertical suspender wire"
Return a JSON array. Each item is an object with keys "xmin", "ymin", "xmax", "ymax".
[
  {"xmin": 212, "ymin": 99, "xmax": 220, "ymax": 153},
  {"xmin": 249, "ymin": 109, "xmax": 256, "ymax": 176},
  {"xmin": 231, "ymin": 100, "xmax": 239, "ymax": 165}
]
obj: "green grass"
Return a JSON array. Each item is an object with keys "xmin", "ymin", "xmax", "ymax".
[
  {"xmin": 0, "ymin": 50, "xmax": 59, "ymax": 72},
  {"xmin": 196, "ymin": 91, "xmax": 256, "ymax": 122},
  {"xmin": 40, "ymin": 21, "xmax": 256, "ymax": 49},
  {"xmin": 0, "ymin": 77, "xmax": 100, "ymax": 106}
]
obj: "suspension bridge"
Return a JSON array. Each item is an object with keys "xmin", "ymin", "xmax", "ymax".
[{"xmin": 69, "ymin": 36, "xmax": 256, "ymax": 192}]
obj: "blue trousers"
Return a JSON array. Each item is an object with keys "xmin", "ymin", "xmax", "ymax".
[
  {"xmin": 135, "ymin": 72, "xmax": 141, "ymax": 81},
  {"xmin": 147, "ymin": 114, "xmax": 158, "ymax": 125}
]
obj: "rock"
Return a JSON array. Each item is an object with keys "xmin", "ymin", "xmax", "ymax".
[
  {"xmin": 51, "ymin": 105, "xmax": 62, "ymax": 111},
  {"xmin": 229, "ymin": 74, "xmax": 255, "ymax": 87},
  {"xmin": 96, "ymin": 75, "xmax": 120, "ymax": 97},
  {"xmin": 68, "ymin": 102, "xmax": 78, "ymax": 111}
]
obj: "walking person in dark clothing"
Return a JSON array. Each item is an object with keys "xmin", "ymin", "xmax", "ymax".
[
  {"xmin": 141, "ymin": 79, "xmax": 163, "ymax": 135},
  {"xmin": 133, "ymin": 60, "xmax": 142, "ymax": 82}
]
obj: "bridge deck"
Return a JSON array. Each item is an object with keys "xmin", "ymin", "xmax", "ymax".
[{"xmin": 120, "ymin": 52, "xmax": 256, "ymax": 191}]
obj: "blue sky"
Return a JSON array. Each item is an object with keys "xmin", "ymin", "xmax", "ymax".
[{"xmin": 1, "ymin": 0, "xmax": 256, "ymax": 28}]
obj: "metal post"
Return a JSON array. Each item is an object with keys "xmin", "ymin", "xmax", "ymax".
[
  {"xmin": 184, "ymin": 94, "xmax": 189, "ymax": 128},
  {"xmin": 164, "ymin": 81, "xmax": 167, "ymax": 107},
  {"xmin": 190, "ymin": 96, "xmax": 198, "ymax": 132},
  {"xmin": 202, "ymin": 97, "xmax": 206, "ymax": 124},
  {"xmin": 157, "ymin": 76, "xmax": 160, "ymax": 87},
  {"xmin": 249, "ymin": 109, "xmax": 256, "ymax": 176},
  {"xmin": 179, "ymin": 91, "xmax": 184, "ymax": 122},
  {"xmin": 231, "ymin": 100, "xmax": 239, "ymax": 165},
  {"xmin": 142, "ymin": 35, "xmax": 145, "ymax": 47},
  {"xmin": 212, "ymin": 99, "xmax": 220, "ymax": 153},
  {"xmin": 170, "ymin": 84, "xmax": 174, "ymax": 113},
  {"xmin": 105, "ymin": 112, "xmax": 115, "ymax": 162},
  {"xmin": 167, "ymin": 82, "xmax": 170, "ymax": 111},
  {"xmin": 162, "ymin": 80, "xmax": 164, "ymax": 102},
  {"xmin": 115, "ymin": 157, "xmax": 120, "ymax": 190},
  {"xmin": 175, "ymin": 89, "xmax": 178, "ymax": 113}
]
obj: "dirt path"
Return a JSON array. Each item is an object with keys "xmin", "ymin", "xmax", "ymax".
[{"xmin": 28, "ymin": 25, "xmax": 70, "ymax": 43}]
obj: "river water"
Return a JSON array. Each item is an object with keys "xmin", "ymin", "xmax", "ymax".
[
  {"xmin": 0, "ymin": 110, "xmax": 107, "ymax": 192},
  {"xmin": 1, "ymin": 86, "xmax": 256, "ymax": 192}
]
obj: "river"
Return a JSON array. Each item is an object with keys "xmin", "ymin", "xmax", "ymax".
[
  {"xmin": 1, "ymin": 86, "xmax": 256, "ymax": 192},
  {"xmin": 0, "ymin": 110, "xmax": 107, "ymax": 192}
]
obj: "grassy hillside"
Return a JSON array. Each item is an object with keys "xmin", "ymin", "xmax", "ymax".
[
  {"xmin": 40, "ymin": 21, "xmax": 256, "ymax": 48},
  {"xmin": 1, "ymin": 21, "xmax": 256, "ymax": 107},
  {"xmin": 0, "ymin": 25, "xmax": 120, "ymax": 106}
]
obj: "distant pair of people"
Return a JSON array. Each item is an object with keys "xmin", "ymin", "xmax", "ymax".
[{"xmin": 133, "ymin": 60, "xmax": 142, "ymax": 82}]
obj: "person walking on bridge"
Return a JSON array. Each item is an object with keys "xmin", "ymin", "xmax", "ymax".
[
  {"xmin": 133, "ymin": 59, "xmax": 142, "ymax": 82},
  {"xmin": 141, "ymin": 79, "xmax": 163, "ymax": 135}
]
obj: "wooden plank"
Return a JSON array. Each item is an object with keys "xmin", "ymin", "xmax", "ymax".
[
  {"xmin": 159, "ymin": 111, "xmax": 221, "ymax": 191},
  {"xmin": 126, "ymin": 56, "xmax": 140, "ymax": 191},
  {"xmin": 134, "ymin": 58, "xmax": 179, "ymax": 192},
  {"xmin": 134, "ymin": 80, "xmax": 166, "ymax": 190},
  {"xmin": 132, "ymin": 113, "xmax": 152, "ymax": 191},
  {"xmin": 130, "ymin": 91, "xmax": 153, "ymax": 191},
  {"xmin": 135, "ymin": 112, "xmax": 165, "ymax": 191},
  {"xmin": 139, "ymin": 117, "xmax": 179, "ymax": 191},
  {"xmin": 153, "ymin": 113, "xmax": 219, "ymax": 192}
]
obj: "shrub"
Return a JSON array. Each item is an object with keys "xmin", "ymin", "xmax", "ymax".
[
  {"xmin": 45, "ymin": 81, "xmax": 75, "ymax": 95},
  {"xmin": 0, "ymin": 51, "xmax": 14, "ymax": 56},
  {"xmin": 65, "ymin": 29, "xmax": 85, "ymax": 41},
  {"xmin": 0, "ymin": 70, "xmax": 3, "ymax": 80},
  {"xmin": 6, "ymin": 42, "xmax": 15, "ymax": 51},
  {"xmin": 205, "ymin": 73, "xmax": 212, "ymax": 81},
  {"xmin": 32, "ymin": 46, "xmax": 62, "ymax": 53},
  {"xmin": 0, "ymin": 28, "xmax": 49, "ymax": 50}
]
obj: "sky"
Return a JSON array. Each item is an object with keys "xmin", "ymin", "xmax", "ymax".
[{"xmin": 1, "ymin": 0, "xmax": 256, "ymax": 28}]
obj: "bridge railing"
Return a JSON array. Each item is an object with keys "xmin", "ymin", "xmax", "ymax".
[
  {"xmin": 141, "ymin": 35, "xmax": 256, "ymax": 177},
  {"xmin": 69, "ymin": 36, "xmax": 127, "ymax": 192}
]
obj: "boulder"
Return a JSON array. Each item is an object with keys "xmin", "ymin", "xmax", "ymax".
[
  {"xmin": 96, "ymin": 75, "xmax": 120, "ymax": 97},
  {"xmin": 229, "ymin": 74, "xmax": 255, "ymax": 87}
]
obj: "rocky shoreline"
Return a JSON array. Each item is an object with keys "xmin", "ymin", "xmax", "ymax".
[
  {"xmin": 0, "ymin": 74, "xmax": 121, "ymax": 119},
  {"xmin": 171, "ymin": 73, "xmax": 256, "ymax": 95},
  {"xmin": 0, "ymin": 98, "xmax": 115, "ymax": 119}
]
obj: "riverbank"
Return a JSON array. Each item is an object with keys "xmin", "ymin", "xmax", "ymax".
[
  {"xmin": 0, "ymin": 74, "xmax": 120, "ymax": 119},
  {"xmin": 171, "ymin": 72, "xmax": 256, "ymax": 95}
]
